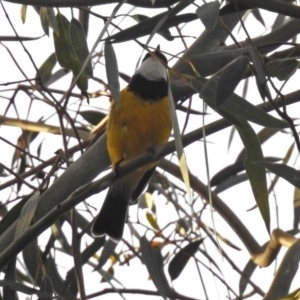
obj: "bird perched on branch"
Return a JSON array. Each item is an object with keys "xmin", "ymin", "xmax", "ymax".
[{"xmin": 91, "ymin": 47, "xmax": 172, "ymax": 242}]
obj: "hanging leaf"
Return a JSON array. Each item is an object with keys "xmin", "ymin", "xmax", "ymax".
[
  {"xmin": 249, "ymin": 47, "xmax": 272, "ymax": 101},
  {"xmin": 36, "ymin": 52, "xmax": 57, "ymax": 86},
  {"xmin": 20, "ymin": 5, "xmax": 27, "ymax": 24},
  {"xmin": 216, "ymin": 56, "xmax": 249, "ymax": 107},
  {"xmin": 146, "ymin": 212, "xmax": 160, "ymax": 230},
  {"xmin": 168, "ymin": 239, "xmax": 204, "ymax": 280},
  {"xmin": 54, "ymin": 13, "xmax": 90, "ymax": 96},
  {"xmin": 140, "ymin": 236, "xmax": 174, "ymax": 299},
  {"xmin": 47, "ymin": 8, "xmax": 58, "ymax": 34},
  {"xmin": 168, "ymin": 83, "xmax": 191, "ymax": 201},
  {"xmin": 293, "ymin": 186, "xmax": 300, "ymax": 229},
  {"xmin": 239, "ymin": 259, "xmax": 257, "ymax": 296},
  {"xmin": 39, "ymin": 7, "xmax": 49, "ymax": 36},
  {"xmin": 196, "ymin": 1, "xmax": 220, "ymax": 30},
  {"xmin": 69, "ymin": 18, "xmax": 93, "ymax": 77},
  {"xmin": 104, "ymin": 42, "xmax": 120, "ymax": 105},
  {"xmin": 53, "ymin": 13, "xmax": 73, "ymax": 70},
  {"xmin": 236, "ymin": 120, "xmax": 270, "ymax": 233},
  {"xmin": 251, "ymin": 8, "xmax": 265, "ymax": 27}
]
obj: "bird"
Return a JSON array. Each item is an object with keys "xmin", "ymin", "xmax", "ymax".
[{"xmin": 91, "ymin": 47, "xmax": 172, "ymax": 242}]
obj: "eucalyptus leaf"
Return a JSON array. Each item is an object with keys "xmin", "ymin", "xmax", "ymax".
[{"xmin": 196, "ymin": 1, "xmax": 220, "ymax": 29}]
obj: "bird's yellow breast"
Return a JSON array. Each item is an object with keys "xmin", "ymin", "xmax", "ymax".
[{"xmin": 107, "ymin": 87, "xmax": 172, "ymax": 167}]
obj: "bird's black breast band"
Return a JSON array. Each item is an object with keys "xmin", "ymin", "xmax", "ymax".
[{"xmin": 128, "ymin": 74, "xmax": 168, "ymax": 101}]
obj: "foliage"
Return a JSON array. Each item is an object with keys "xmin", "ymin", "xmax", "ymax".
[{"xmin": 1, "ymin": 0, "xmax": 300, "ymax": 299}]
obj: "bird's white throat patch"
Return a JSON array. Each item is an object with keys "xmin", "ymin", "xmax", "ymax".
[{"xmin": 136, "ymin": 56, "xmax": 167, "ymax": 81}]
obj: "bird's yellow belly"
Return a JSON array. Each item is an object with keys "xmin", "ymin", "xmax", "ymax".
[{"xmin": 107, "ymin": 88, "xmax": 172, "ymax": 167}]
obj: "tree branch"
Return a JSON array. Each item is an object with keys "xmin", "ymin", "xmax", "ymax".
[{"xmin": 3, "ymin": 0, "xmax": 179, "ymax": 8}]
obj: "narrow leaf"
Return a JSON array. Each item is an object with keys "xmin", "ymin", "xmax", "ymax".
[
  {"xmin": 191, "ymin": 77, "xmax": 288, "ymax": 129},
  {"xmin": 293, "ymin": 186, "xmax": 300, "ymax": 229},
  {"xmin": 15, "ymin": 191, "xmax": 40, "ymax": 238},
  {"xmin": 258, "ymin": 162, "xmax": 300, "ymax": 189},
  {"xmin": 47, "ymin": 8, "xmax": 58, "ymax": 34},
  {"xmin": 239, "ymin": 259, "xmax": 257, "ymax": 296},
  {"xmin": 146, "ymin": 212, "xmax": 160, "ymax": 230},
  {"xmin": 196, "ymin": 1, "xmax": 220, "ymax": 30},
  {"xmin": 20, "ymin": 5, "xmax": 27, "ymax": 24},
  {"xmin": 53, "ymin": 13, "xmax": 73, "ymax": 70},
  {"xmin": 168, "ymin": 82, "xmax": 191, "ymax": 200},
  {"xmin": 236, "ymin": 127, "xmax": 281, "ymax": 162},
  {"xmin": 105, "ymin": 43, "xmax": 120, "ymax": 105},
  {"xmin": 140, "ymin": 236, "xmax": 174, "ymax": 299},
  {"xmin": 236, "ymin": 120, "xmax": 270, "ymax": 232},
  {"xmin": 266, "ymin": 59, "xmax": 298, "ymax": 81},
  {"xmin": 168, "ymin": 239, "xmax": 204, "ymax": 280},
  {"xmin": 36, "ymin": 52, "xmax": 57, "ymax": 86},
  {"xmin": 211, "ymin": 156, "xmax": 281, "ymax": 187},
  {"xmin": 251, "ymin": 8, "xmax": 265, "ymax": 27},
  {"xmin": 69, "ymin": 18, "xmax": 93, "ymax": 77},
  {"xmin": 79, "ymin": 110, "xmax": 107, "ymax": 126},
  {"xmin": 216, "ymin": 56, "xmax": 249, "ymax": 107},
  {"xmin": 268, "ymin": 143, "xmax": 294, "ymax": 193},
  {"xmin": 40, "ymin": 7, "xmax": 49, "ymax": 36},
  {"xmin": 131, "ymin": 14, "xmax": 173, "ymax": 41},
  {"xmin": 249, "ymin": 47, "xmax": 272, "ymax": 101},
  {"xmin": 106, "ymin": 13, "xmax": 197, "ymax": 43}
]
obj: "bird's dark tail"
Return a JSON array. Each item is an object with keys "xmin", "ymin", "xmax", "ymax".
[{"xmin": 91, "ymin": 181, "xmax": 133, "ymax": 242}]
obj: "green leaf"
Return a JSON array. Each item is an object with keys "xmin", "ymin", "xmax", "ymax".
[
  {"xmin": 47, "ymin": 7, "xmax": 58, "ymax": 34},
  {"xmin": 15, "ymin": 192, "xmax": 40, "ymax": 238},
  {"xmin": 105, "ymin": 42, "xmax": 120, "ymax": 105},
  {"xmin": 249, "ymin": 47, "xmax": 272, "ymax": 101},
  {"xmin": 191, "ymin": 77, "xmax": 288, "ymax": 129},
  {"xmin": 36, "ymin": 52, "xmax": 57, "ymax": 86},
  {"xmin": 40, "ymin": 7, "xmax": 49, "ymax": 36},
  {"xmin": 211, "ymin": 156, "xmax": 281, "ymax": 187},
  {"xmin": 107, "ymin": 13, "xmax": 197, "ymax": 43},
  {"xmin": 79, "ymin": 110, "xmax": 107, "ymax": 126},
  {"xmin": 196, "ymin": 1, "xmax": 220, "ymax": 30},
  {"xmin": 168, "ymin": 239, "xmax": 204, "ymax": 280},
  {"xmin": 268, "ymin": 143, "xmax": 294, "ymax": 192},
  {"xmin": 266, "ymin": 59, "xmax": 299, "ymax": 81},
  {"xmin": 236, "ymin": 120, "xmax": 270, "ymax": 232},
  {"xmin": 131, "ymin": 14, "xmax": 174, "ymax": 41},
  {"xmin": 54, "ymin": 13, "xmax": 90, "ymax": 95},
  {"xmin": 239, "ymin": 259, "xmax": 257, "ymax": 296},
  {"xmin": 53, "ymin": 13, "xmax": 73, "ymax": 70},
  {"xmin": 140, "ymin": 236, "xmax": 174, "ymax": 299},
  {"xmin": 258, "ymin": 162, "xmax": 300, "ymax": 189},
  {"xmin": 293, "ymin": 186, "xmax": 300, "ymax": 229},
  {"xmin": 69, "ymin": 18, "xmax": 93, "ymax": 77},
  {"xmin": 236, "ymin": 127, "xmax": 282, "ymax": 162},
  {"xmin": 45, "ymin": 68, "xmax": 70, "ymax": 86},
  {"xmin": 216, "ymin": 56, "xmax": 249, "ymax": 107}
]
